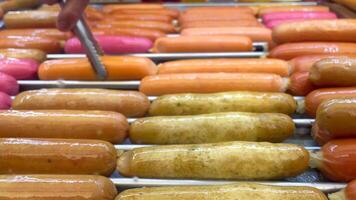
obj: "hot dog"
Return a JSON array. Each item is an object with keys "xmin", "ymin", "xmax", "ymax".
[
  {"xmin": 4, "ymin": 10, "xmax": 57, "ymax": 28},
  {"xmin": 305, "ymin": 87, "xmax": 356, "ymax": 117},
  {"xmin": 0, "ymin": 72, "xmax": 18, "ymax": 95},
  {"xmin": 179, "ymin": 12, "xmax": 256, "ymax": 24},
  {"xmin": 112, "ymin": 8, "xmax": 179, "ymax": 18},
  {"xmin": 180, "ymin": 20, "xmax": 263, "ymax": 29},
  {"xmin": 117, "ymin": 141, "xmax": 309, "ymax": 180},
  {"xmin": 130, "ymin": 112, "xmax": 295, "ymax": 144},
  {"xmin": 0, "ymin": 92, "xmax": 11, "ymax": 109},
  {"xmin": 310, "ymin": 57, "xmax": 356, "ymax": 87},
  {"xmin": 258, "ymin": 6, "xmax": 330, "ymax": 17},
  {"xmin": 65, "ymin": 35, "xmax": 152, "ymax": 54},
  {"xmin": 0, "ymin": 36, "xmax": 61, "ymax": 53},
  {"xmin": 272, "ymin": 20, "xmax": 356, "ymax": 44},
  {"xmin": 0, "ymin": 29, "xmax": 71, "ymax": 40},
  {"xmin": 92, "ymin": 27, "xmax": 165, "ymax": 41},
  {"xmin": 0, "ymin": 48, "xmax": 46, "ymax": 62},
  {"xmin": 151, "ymin": 36, "xmax": 253, "ymax": 53},
  {"xmin": 149, "ymin": 91, "xmax": 296, "ymax": 116},
  {"xmin": 310, "ymin": 139, "xmax": 356, "ymax": 182},
  {"xmin": 316, "ymin": 98, "xmax": 356, "ymax": 140},
  {"xmin": 0, "ymin": 175, "xmax": 117, "ymax": 200},
  {"xmin": 0, "ymin": 110, "xmax": 129, "ymax": 144},
  {"xmin": 0, "ymin": 138, "xmax": 117, "ymax": 176},
  {"xmin": 38, "ymin": 56, "xmax": 156, "ymax": 80},
  {"xmin": 0, "ymin": 0, "xmax": 40, "ymax": 12},
  {"xmin": 94, "ymin": 20, "xmax": 176, "ymax": 33},
  {"xmin": 0, "ymin": 57, "xmax": 38, "ymax": 80},
  {"xmin": 103, "ymin": 4, "xmax": 164, "ymax": 14},
  {"xmin": 158, "ymin": 58, "xmax": 291, "ymax": 77},
  {"xmin": 116, "ymin": 183, "xmax": 327, "ymax": 200},
  {"xmin": 183, "ymin": 6, "xmax": 254, "ymax": 15},
  {"xmin": 262, "ymin": 11, "xmax": 337, "ymax": 23},
  {"xmin": 12, "ymin": 88, "xmax": 150, "ymax": 117},
  {"xmin": 140, "ymin": 73, "xmax": 288, "ymax": 96},
  {"xmin": 312, "ymin": 123, "xmax": 332, "ymax": 145},
  {"xmin": 181, "ymin": 27, "xmax": 272, "ymax": 44},
  {"xmin": 266, "ymin": 19, "xmax": 307, "ymax": 29},
  {"xmin": 329, "ymin": 180, "xmax": 356, "ymax": 200},
  {"xmin": 269, "ymin": 42, "xmax": 356, "ymax": 60},
  {"xmin": 110, "ymin": 14, "xmax": 173, "ymax": 23},
  {"xmin": 288, "ymin": 72, "xmax": 317, "ymax": 96}
]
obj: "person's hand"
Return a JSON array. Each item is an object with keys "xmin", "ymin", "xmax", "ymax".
[{"xmin": 41, "ymin": 0, "xmax": 89, "ymax": 31}]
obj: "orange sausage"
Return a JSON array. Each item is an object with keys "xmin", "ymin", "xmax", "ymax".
[
  {"xmin": 184, "ymin": 7, "xmax": 254, "ymax": 15},
  {"xmin": 0, "ymin": 36, "xmax": 61, "ymax": 53},
  {"xmin": 152, "ymin": 36, "xmax": 253, "ymax": 53},
  {"xmin": 305, "ymin": 87, "xmax": 356, "ymax": 117},
  {"xmin": 289, "ymin": 54, "xmax": 356, "ymax": 73},
  {"xmin": 158, "ymin": 58, "xmax": 291, "ymax": 77},
  {"xmin": 139, "ymin": 73, "xmax": 288, "ymax": 96},
  {"xmin": 179, "ymin": 12, "xmax": 256, "ymax": 24},
  {"xmin": 95, "ymin": 20, "xmax": 176, "ymax": 33},
  {"xmin": 310, "ymin": 57, "xmax": 356, "ymax": 87},
  {"xmin": 110, "ymin": 14, "xmax": 173, "ymax": 23},
  {"xmin": 312, "ymin": 139, "xmax": 356, "ymax": 182},
  {"xmin": 0, "ymin": 0, "xmax": 40, "ymax": 12},
  {"xmin": 38, "ymin": 56, "xmax": 156, "ymax": 81},
  {"xmin": 103, "ymin": 4, "xmax": 164, "ymax": 13},
  {"xmin": 311, "ymin": 123, "xmax": 333, "ymax": 145},
  {"xmin": 329, "ymin": 179, "xmax": 356, "ymax": 200},
  {"xmin": 269, "ymin": 42, "xmax": 356, "ymax": 60},
  {"xmin": 85, "ymin": 6, "xmax": 104, "ymax": 21},
  {"xmin": 180, "ymin": 20, "xmax": 263, "ymax": 29},
  {"xmin": 4, "ymin": 10, "xmax": 57, "ymax": 28},
  {"xmin": 112, "ymin": 8, "xmax": 180, "ymax": 18},
  {"xmin": 181, "ymin": 27, "xmax": 272, "ymax": 44},
  {"xmin": 0, "ymin": 29, "xmax": 72, "ymax": 40},
  {"xmin": 258, "ymin": 6, "xmax": 330, "ymax": 17},
  {"xmin": 92, "ymin": 28, "xmax": 165, "ymax": 41},
  {"xmin": 272, "ymin": 19, "xmax": 356, "ymax": 44},
  {"xmin": 288, "ymin": 72, "xmax": 317, "ymax": 96}
]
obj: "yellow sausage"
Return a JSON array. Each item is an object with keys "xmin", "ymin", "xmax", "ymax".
[
  {"xmin": 149, "ymin": 91, "xmax": 296, "ymax": 116},
  {"xmin": 117, "ymin": 141, "xmax": 309, "ymax": 180},
  {"xmin": 0, "ymin": 138, "xmax": 117, "ymax": 176},
  {"xmin": 0, "ymin": 175, "xmax": 117, "ymax": 200},
  {"xmin": 0, "ymin": 48, "xmax": 46, "ymax": 62},
  {"xmin": 0, "ymin": 110, "xmax": 129, "ymax": 144},
  {"xmin": 12, "ymin": 88, "xmax": 150, "ymax": 117},
  {"xmin": 116, "ymin": 183, "xmax": 327, "ymax": 200},
  {"xmin": 130, "ymin": 112, "xmax": 295, "ymax": 144}
]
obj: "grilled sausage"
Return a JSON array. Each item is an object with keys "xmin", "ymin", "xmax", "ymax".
[
  {"xmin": 0, "ymin": 48, "xmax": 46, "ymax": 62},
  {"xmin": 12, "ymin": 88, "xmax": 150, "ymax": 117},
  {"xmin": 0, "ymin": 36, "xmax": 61, "ymax": 53},
  {"xmin": 117, "ymin": 141, "xmax": 309, "ymax": 180},
  {"xmin": 0, "ymin": 29, "xmax": 71, "ymax": 40},
  {"xmin": 4, "ymin": 10, "xmax": 57, "ymax": 28},
  {"xmin": 329, "ymin": 180, "xmax": 356, "ymax": 200}
]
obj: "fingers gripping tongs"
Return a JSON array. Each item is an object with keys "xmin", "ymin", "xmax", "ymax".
[{"xmin": 60, "ymin": 0, "xmax": 107, "ymax": 80}]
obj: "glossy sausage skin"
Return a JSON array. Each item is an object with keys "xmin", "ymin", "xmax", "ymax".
[
  {"xmin": 0, "ymin": 0, "xmax": 40, "ymax": 12},
  {"xmin": 92, "ymin": 27, "xmax": 165, "ymax": 41},
  {"xmin": 0, "ymin": 48, "xmax": 47, "ymax": 62},
  {"xmin": 0, "ymin": 72, "xmax": 19, "ymax": 95},
  {"xmin": 0, "ymin": 175, "xmax": 117, "ymax": 200},
  {"xmin": 95, "ymin": 20, "xmax": 176, "ymax": 33},
  {"xmin": 149, "ymin": 91, "xmax": 296, "ymax": 116},
  {"xmin": 140, "ymin": 73, "xmax": 288, "ymax": 96},
  {"xmin": 152, "ymin": 36, "xmax": 253, "ymax": 53},
  {"xmin": 38, "ymin": 56, "xmax": 157, "ymax": 80},
  {"xmin": 305, "ymin": 87, "xmax": 356, "ymax": 117},
  {"xmin": 312, "ymin": 139, "xmax": 356, "ymax": 182},
  {"xmin": 110, "ymin": 14, "xmax": 173, "ymax": 23},
  {"xmin": 4, "ymin": 10, "xmax": 57, "ymax": 28},
  {"xmin": 263, "ymin": 11, "xmax": 337, "ymax": 23},
  {"xmin": 0, "ymin": 57, "xmax": 38, "ymax": 80},
  {"xmin": 0, "ymin": 92, "xmax": 11, "ymax": 109},
  {"xmin": 12, "ymin": 88, "xmax": 150, "ymax": 117},
  {"xmin": 0, "ymin": 36, "xmax": 61, "ymax": 53},
  {"xmin": 273, "ymin": 20, "xmax": 355, "ymax": 44},
  {"xmin": 103, "ymin": 4, "xmax": 164, "ymax": 13},
  {"xmin": 312, "ymin": 123, "xmax": 333, "ymax": 145},
  {"xmin": 0, "ymin": 138, "xmax": 117, "ymax": 176},
  {"xmin": 179, "ymin": 12, "xmax": 255, "ymax": 24},
  {"xmin": 0, "ymin": 110, "xmax": 129, "ymax": 144},
  {"xmin": 258, "ymin": 6, "xmax": 330, "ymax": 17},
  {"xmin": 269, "ymin": 42, "xmax": 356, "ymax": 60},
  {"xmin": 316, "ymin": 98, "xmax": 356, "ymax": 139},
  {"xmin": 117, "ymin": 141, "xmax": 309, "ymax": 180},
  {"xmin": 116, "ymin": 183, "xmax": 327, "ymax": 200},
  {"xmin": 0, "ymin": 29, "xmax": 72, "ymax": 40},
  {"xmin": 158, "ymin": 58, "xmax": 291, "ymax": 77},
  {"xmin": 310, "ymin": 57, "xmax": 356, "ymax": 87},
  {"xmin": 288, "ymin": 72, "xmax": 317, "ymax": 96},
  {"xmin": 112, "ymin": 8, "xmax": 180, "ymax": 18},
  {"xmin": 180, "ymin": 20, "xmax": 262, "ymax": 29},
  {"xmin": 130, "ymin": 112, "xmax": 295, "ymax": 144},
  {"xmin": 184, "ymin": 7, "xmax": 254, "ymax": 15}
]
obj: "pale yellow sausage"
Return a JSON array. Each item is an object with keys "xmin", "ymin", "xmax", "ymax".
[
  {"xmin": 117, "ymin": 141, "xmax": 309, "ymax": 180},
  {"xmin": 149, "ymin": 91, "xmax": 296, "ymax": 116},
  {"xmin": 116, "ymin": 183, "xmax": 327, "ymax": 200},
  {"xmin": 130, "ymin": 112, "xmax": 295, "ymax": 144}
]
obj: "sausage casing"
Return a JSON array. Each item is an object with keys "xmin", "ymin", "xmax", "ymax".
[
  {"xmin": 0, "ymin": 138, "xmax": 117, "ymax": 176},
  {"xmin": 130, "ymin": 112, "xmax": 295, "ymax": 144},
  {"xmin": 0, "ymin": 48, "xmax": 46, "ymax": 62},
  {"xmin": 0, "ymin": 175, "xmax": 117, "ymax": 200},
  {"xmin": 117, "ymin": 141, "xmax": 309, "ymax": 180},
  {"xmin": 149, "ymin": 91, "xmax": 296, "ymax": 116},
  {"xmin": 12, "ymin": 88, "xmax": 150, "ymax": 117},
  {"xmin": 4, "ymin": 10, "xmax": 57, "ymax": 28},
  {"xmin": 116, "ymin": 183, "xmax": 327, "ymax": 200},
  {"xmin": 0, "ymin": 110, "xmax": 129, "ymax": 144}
]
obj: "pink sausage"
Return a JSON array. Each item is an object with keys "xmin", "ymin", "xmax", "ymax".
[
  {"xmin": 0, "ymin": 58, "xmax": 39, "ymax": 80},
  {"xmin": 0, "ymin": 92, "xmax": 11, "ymax": 109},
  {"xmin": 64, "ymin": 35, "xmax": 153, "ymax": 54},
  {"xmin": 262, "ymin": 11, "xmax": 337, "ymax": 24},
  {"xmin": 0, "ymin": 72, "xmax": 19, "ymax": 95}
]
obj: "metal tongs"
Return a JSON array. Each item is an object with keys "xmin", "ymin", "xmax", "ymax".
[{"xmin": 59, "ymin": 0, "xmax": 108, "ymax": 80}]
